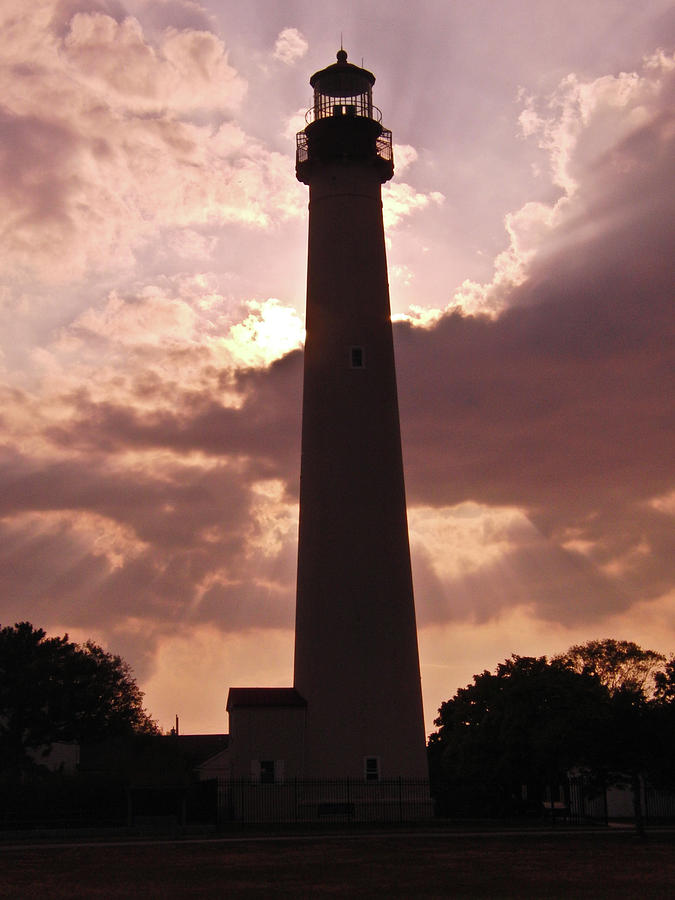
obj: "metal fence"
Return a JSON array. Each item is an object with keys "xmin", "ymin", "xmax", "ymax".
[
  {"xmin": 571, "ymin": 777, "xmax": 675, "ymax": 824},
  {"xmin": 4, "ymin": 774, "xmax": 673, "ymax": 831},
  {"xmin": 219, "ymin": 778, "xmax": 433, "ymax": 824},
  {"xmin": 644, "ymin": 784, "xmax": 675, "ymax": 822},
  {"xmin": 567, "ymin": 774, "xmax": 609, "ymax": 823}
]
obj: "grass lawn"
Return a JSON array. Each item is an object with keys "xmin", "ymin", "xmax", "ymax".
[{"xmin": 1, "ymin": 830, "xmax": 673, "ymax": 898}]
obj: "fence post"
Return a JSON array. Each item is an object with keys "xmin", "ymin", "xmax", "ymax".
[{"xmin": 399, "ymin": 777, "xmax": 403, "ymax": 823}]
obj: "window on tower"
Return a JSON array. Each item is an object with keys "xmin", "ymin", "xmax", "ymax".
[
  {"xmin": 364, "ymin": 756, "xmax": 380, "ymax": 782},
  {"xmin": 259, "ymin": 760, "xmax": 276, "ymax": 784},
  {"xmin": 350, "ymin": 346, "xmax": 365, "ymax": 368}
]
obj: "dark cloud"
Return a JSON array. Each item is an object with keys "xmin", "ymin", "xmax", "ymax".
[
  {"xmin": 46, "ymin": 349, "xmax": 303, "ymax": 489},
  {"xmin": 198, "ymin": 580, "xmax": 295, "ymax": 632},
  {"xmin": 137, "ymin": 0, "xmax": 216, "ymax": 34},
  {"xmin": 0, "ymin": 47, "xmax": 672, "ymax": 659},
  {"xmin": 6, "ymin": 91, "xmax": 673, "ymax": 638},
  {"xmin": 0, "ymin": 443, "xmax": 293, "ymax": 651},
  {"xmin": 0, "ymin": 110, "xmax": 79, "ymax": 231},
  {"xmin": 412, "ymin": 531, "xmax": 634, "ymax": 629},
  {"xmin": 398, "ymin": 97, "xmax": 675, "ymax": 622},
  {"xmin": 50, "ymin": 1, "xmax": 128, "ymax": 37}
]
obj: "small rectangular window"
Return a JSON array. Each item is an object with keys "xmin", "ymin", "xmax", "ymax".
[
  {"xmin": 350, "ymin": 346, "xmax": 365, "ymax": 368},
  {"xmin": 259, "ymin": 760, "xmax": 275, "ymax": 784},
  {"xmin": 364, "ymin": 756, "xmax": 380, "ymax": 782}
]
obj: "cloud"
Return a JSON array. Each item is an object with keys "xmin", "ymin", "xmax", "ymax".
[
  {"xmin": 0, "ymin": 264, "xmax": 304, "ymax": 656},
  {"xmin": 143, "ymin": 625, "xmax": 294, "ymax": 732},
  {"xmin": 517, "ymin": 53, "xmax": 672, "ymax": 196},
  {"xmin": 0, "ymin": 437, "xmax": 297, "ymax": 651},
  {"xmin": 392, "ymin": 144, "xmax": 418, "ymax": 176},
  {"xmin": 273, "ymin": 27, "xmax": 308, "ymax": 65},
  {"xmin": 62, "ymin": 11, "xmax": 246, "ymax": 113},
  {"xmin": 383, "ymin": 182, "xmax": 445, "ymax": 230},
  {"xmin": 452, "ymin": 50, "xmax": 675, "ymax": 316},
  {"xmin": 0, "ymin": 22, "xmax": 672, "ymax": 727},
  {"xmin": 133, "ymin": 0, "xmax": 215, "ymax": 34},
  {"xmin": 0, "ymin": 3, "xmax": 451, "ymax": 289},
  {"xmin": 0, "ymin": 1, "xmax": 303, "ymax": 282},
  {"xmin": 283, "ymin": 107, "xmax": 309, "ymax": 141},
  {"xmin": 395, "ymin": 55, "xmax": 675, "ymax": 625},
  {"xmin": 223, "ymin": 299, "xmax": 304, "ymax": 367}
]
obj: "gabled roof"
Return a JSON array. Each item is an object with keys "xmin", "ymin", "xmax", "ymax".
[{"xmin": 226, "ymin": 687, "xmax": 307, "ymax": 711}]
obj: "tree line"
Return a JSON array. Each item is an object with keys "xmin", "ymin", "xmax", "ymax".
[
  {"xmin": 0, "ymin": 621, "xmax": 157, "ymax": 777},
  {"xmin": 427, "ymin": 639, "xmax": 675, "ymax": 828},
  {"xmin": 2, "ymin": 622, "xmax": 674, "ymax": 830}
]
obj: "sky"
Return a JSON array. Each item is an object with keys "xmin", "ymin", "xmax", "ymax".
[{"xmin": 1, "ymin": 0, "xmax": 674, "ymax": 736}]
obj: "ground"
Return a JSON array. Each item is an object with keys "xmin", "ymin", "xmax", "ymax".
[{"xmin": 1, "ymin": 830, "xmax": 674, "ymax": 898}]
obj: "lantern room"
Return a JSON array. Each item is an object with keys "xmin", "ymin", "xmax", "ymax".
[
  {"xmin": 296, "ymin": 50, "xmax": 393, "ymax": 184},
  {"xmin": 309, "ymin": 49, "xmax": 376, "ymax": 122}
]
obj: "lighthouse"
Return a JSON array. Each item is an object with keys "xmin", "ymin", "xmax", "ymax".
[
  {"xmin": 293, "ymin": 50, "xmax": 428, "ymax": 782},
  {"xmin": 225, "ymin": 50, "xmax": 429, "ymax": 817}
]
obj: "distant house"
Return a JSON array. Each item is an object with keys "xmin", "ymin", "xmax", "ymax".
[
  {"xmin": 77, "ymin": 732, "xmax": 229, "ymax": 828},
  {"xmin": 77, "ymin": 732, "xmax": 228, "ymax": 782},
  {"xmin": 27, "ymin": 741, "xmax": 80, "ymax": 775}
]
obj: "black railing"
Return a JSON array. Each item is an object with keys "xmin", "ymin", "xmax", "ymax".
[
  {"xmin": 305, "ymin": 101, "xmax": 383, "ymax": 125},
  {"xmin": 3, "ymin": 773, "xmax": 675, "ymax": 830},
  {"xmin": 296, "ymin": 132, "xmax": 308, "ymax": 164},
  {"xmin": 376, "ymin": 129, "xmax": 393, "ymax": 162},
  {"xmin": 644, "ymin": 784, "xmax": 675, "ymax": 822},
  {"xmin": 295, "ymin": 128, "xmax": 393, "ymax": 168},
  {"xmin": 219, "ymin": 777, "xmax": 432, "ymax": 824},
  {"xmin": 566, "ymin": 774, "xmax": 608, "ymax": 824}
]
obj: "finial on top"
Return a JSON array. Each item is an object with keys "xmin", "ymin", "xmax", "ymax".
[{"xmin": 336, "ymin": 49, "xmax": 348, "ymax": 65}]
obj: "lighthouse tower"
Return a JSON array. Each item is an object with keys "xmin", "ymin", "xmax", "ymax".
[
  {"xmin": 293, "ymin": 50, "xmax": 428, "ymax": 782},
  {"xmin": 225, "ymin": 51, "xmax": 429, "ymax": 818}
]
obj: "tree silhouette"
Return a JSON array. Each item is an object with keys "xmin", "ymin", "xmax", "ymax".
[
  {"xmin": 555, "ymin": 639, "xmax": 665, "ymax": 696},
  {"xmin": 555, "ymin": 638, "xmax": 673, "ymax": 833},
  {"xmin": 428, "ymin": 655, "xmax": 608, "ymax": 816},
  {"xmin": 653, "ymin": 656, "xmax": 675, "ymax": 704},
  {"xmin": 0, "ymin": 622, "xmax": 157, "ymax": 774},
  {"xmin": 430, "ymin": 642, "xmax": 675, "ymax": 830}
]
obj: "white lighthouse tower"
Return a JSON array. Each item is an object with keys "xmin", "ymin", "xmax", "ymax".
[
  {"xmin": 225, "ymin": 50, "xmax": 429, "ymax": 818},
  {"xmin": 293, "ymin": 49, "xmax": 428, "ymax": 782}
]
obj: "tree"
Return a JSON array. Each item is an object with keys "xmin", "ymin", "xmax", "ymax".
[
  {"xmin": 555, "ymin": 639, "xmax": 672, "ymax": 834},
  {"xmin": 430, "ymin": 640, "xmax": 674, "ymax": 831},
  {"xmin": 428, "ymin": 655, "xmax": 609, "ymax": 817},
  {"xmin": 654, "ymin": 656, "xmax": 675, "ymax": 704},
  {"xmin": 555, "ymin": 639, "xmax": 665, "ymax": 697},
  {"xmin": 0, "ymin": 622, "xmax": 158, "ymax": 774},
  {"xmin": 650, "ymin": 656, "xmax": 675, "ymax": 791}
]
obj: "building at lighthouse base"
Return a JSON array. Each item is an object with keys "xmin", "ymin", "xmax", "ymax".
[{"xmin": 219, "ymin": 687, "xmax": 432, "ymax": 823}]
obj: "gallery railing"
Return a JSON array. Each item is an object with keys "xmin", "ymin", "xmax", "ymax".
[{"xmin": 296, "ymin": 128, "xmax": 393, "ymax": 166}]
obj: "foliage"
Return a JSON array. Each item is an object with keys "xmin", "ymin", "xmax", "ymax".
[
  {"xmin": 429, "ymin": 641, "xmax": 675, "ymax": 821},
  {"xmin": 555, "ymin": 639, "xmax": 666, "ymax": 697},
  {"xmin": 428, "ymin": 654, "xmax": 609, "ymax": 816},
  {"xmin": 654, "ymin": 656, "xmax": 675, "ymax": 704},
  {"xmin": 556, "ymin": 640, "xmax": 675, "ymax": 825},
  {"xmin": 0, "ymin": 622, "xmax": 158, "ymax": 774}
]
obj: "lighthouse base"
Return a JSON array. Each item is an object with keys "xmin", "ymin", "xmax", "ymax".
[{"xmin": 218, "ymin": 777, "xmax": 433, "ymax": 824}]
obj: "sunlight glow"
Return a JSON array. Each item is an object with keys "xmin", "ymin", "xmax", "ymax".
[{"xmin": 223, "ymin": 299, "xmax": 304, "ymax": 367}]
